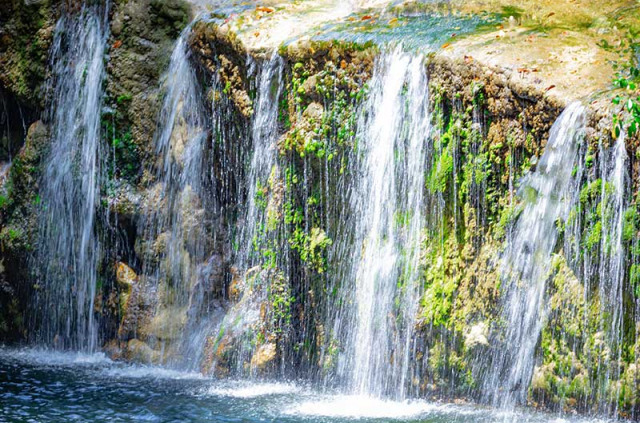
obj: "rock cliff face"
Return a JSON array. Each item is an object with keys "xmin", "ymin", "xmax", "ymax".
[
  {"xmin": 1, "ymin": 0, "xmax": 639, "ymax": 418},
  {"xmin": 0, "ymin": 0, "xmax": 61, "ymax": 341}
]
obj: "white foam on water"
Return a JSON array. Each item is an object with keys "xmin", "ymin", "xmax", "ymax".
[
  {"xmin": 547, "ymin": 418, "xmax": 615, "ymax": 423},
  {"xmin": 0, "ymin": 347, "xmax": 112, "ymax": 366},
  {"xmin": 205, "ymin": 381, "xmax": 301, "ymax": 398},
  {"xmin": 491, "ymin": 410, "xmax": 618, "ymax": 423},
  {"xmin": 285, "ymin": 395, "xmax": 448, "ymax": 419},
  {"xmin": 102, "ymin": 365, "xmax": 205, "ymax": 380}
]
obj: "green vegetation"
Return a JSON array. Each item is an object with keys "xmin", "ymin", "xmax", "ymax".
[{"xmin": 602, "ymin": 28, "xmax": 640, "ymax": 136}]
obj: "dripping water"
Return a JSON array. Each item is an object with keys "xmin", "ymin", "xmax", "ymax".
[
  {"xmin": 208, "ymin": 55, "xmax": 285, "ymax": 375},
  {"xmin": 597, "ymin": 133, "xmax": 628, "ymax": 405},
  {"xmin": 563, "ymin": 131, "xmax": 629, "ymax": 415}
]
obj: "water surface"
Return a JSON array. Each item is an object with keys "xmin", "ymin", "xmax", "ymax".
[{"xmin": 0, "ymin": 348, "xmax": 619, "ymax": 423}]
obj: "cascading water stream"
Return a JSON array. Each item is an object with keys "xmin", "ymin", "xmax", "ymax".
[
  {"xmin": 330, "ymin": 48, "xmax": 430, "ymax": 398},
  {"xmin": 137, "ymin": 23, "xmax": 211, "ymax": 367},
  {"xmin": 486, "ymin": 102, "xmax": 586, "ymax": 408},
  {"xmin": 3, "ymin": 0, "xmax": 640, "ymax": 420},
  {"xmin": 597, "ymin": 132, "xmax": 628, "ymax": 415},
  {"xmin": 32, "ymin": 3, "xmax": 109, "ymax": 352}
]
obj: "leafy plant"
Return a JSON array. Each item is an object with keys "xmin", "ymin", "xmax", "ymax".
[
  {"xmin": 610, "ymin": 31, "xmax": 640, "ymax": 137},
  {"xmin": 612, "ymin": 69, "xmax": 640, "ymax": 137}
]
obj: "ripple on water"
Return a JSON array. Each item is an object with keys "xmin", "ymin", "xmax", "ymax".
[{"xmin": 0, "ymin": 349, "xmax": 625, "ymax": 423}]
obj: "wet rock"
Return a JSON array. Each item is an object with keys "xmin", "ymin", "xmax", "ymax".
[
  {"xmin": 228, "ymin": 266, "xmax": 242, "ymax": 302},
  {"xmin": 189, "ymin": 22, "xmax": 252, "ymax": 117},
  {"xmin": 0, "ymin": 0, "xmax": 58, "ymax": 108},
  {"xmin": 117, "ymin": 276, "xmax": 156, "ymax": 342},
  {"xmin": 197, "ymin": 254, "xmax": 225, "ymax": 296},
  {"xmin": 106, "ymin": 0, "xmax": 190, "ymax": 178},
  {"xmin": 116, "ymin": 262, "xmax": 138, "ymax": 290},
  {"xmin": 188, "ymin": 254, "xmax": 227, "ymax": 322},
  {"xmin": 464, "ymin": 322, "xmax": 489, "ymax": 349},
  {"xmin": 0, "ymin": 121, "xmax": 48, "ymax": 341},
  {"xmin": 145, "ymin": 306, "xmax": 188, "ymax": 343},
  {"xmin": 428, "ymin": 55, "xmax": 562, "ymax": 151},
  {"xmin": 103, "ymin": 339, "xmax": 124, "ymax": 361},
  {"xmin": 201, "ymin": 333, "xmax": 233, "ymax": 376},
  {"xmin": 277, "ymin": 102, "xmax": 324, "ymax": 155},
  {"xmin": 125, "ymin": 338, "xmax": 161, "ymax": 364},
  {"xmin": 250, "ymin": 342, "xmax": 276, "ymax": 371}
]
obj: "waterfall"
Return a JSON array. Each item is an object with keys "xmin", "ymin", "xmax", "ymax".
[
  {"xmin": 329, "ymin": 48, "xmax": 430, "ymax": 398},
  {"xmin": 486, "ymin": 102, "xmax": 586, "ymax": 407},
  {"xmin": 137, "ymin": 24, "xmax": 211, "ymax": 367},
  {"xmin": 31, "ymin": 3, "xmax": 109, "ymax": 352}
]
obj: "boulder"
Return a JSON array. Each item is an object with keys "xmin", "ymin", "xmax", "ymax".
[{"xmin": 250, "ymin": 342, "xmax": 277, "ymax": 371}]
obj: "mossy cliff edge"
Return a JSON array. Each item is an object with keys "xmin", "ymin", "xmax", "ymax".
[{"xmin": 1, "ymin": 0, "xmax": 639, "ymax": 419}]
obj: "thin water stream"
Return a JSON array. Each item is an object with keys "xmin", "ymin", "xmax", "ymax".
[{"xmin": 328, "ymin": 49, "xmax": 430, "ymax": 398}]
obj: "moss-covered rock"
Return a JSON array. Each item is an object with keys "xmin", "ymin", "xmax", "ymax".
[
  {"xmin": 0, "ymin": 0, "xmax": 60, "ymax": 109},
  {"xmin": 0, "ymin": 121, "xmax": 48, "ymax": 341},
  {"xmin": 105, "ymin": 0, "xmax": 191, "ymax": 183}
]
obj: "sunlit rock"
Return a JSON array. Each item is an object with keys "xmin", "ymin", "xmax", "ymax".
[
  {"xmin": 250, "ymin": 342, "xmax": 276, "ymax": 371},
  {"xmin": 464, "ymin": 322, "xmax": 489, "ymax": 349},
  {"xmin": 125, "ymin": 338, "xmax": 161, "ymax": 364},
  {"xmin": 116, "ymin": 262, "xmax": 138, "ymax": 290}
]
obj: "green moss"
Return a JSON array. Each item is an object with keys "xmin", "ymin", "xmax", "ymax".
[
  {"xmin": 421, "ymin": 236, "xmax": 460, "ymax": 328},
  {"xmin": 102, "ymin": 110, "xmax": 141, "ymax": 182},
  {"xmin": 495, "ymin": 202, "xmax": 521, "ymax": 239},
  {"xmin": 622, "ymin": 206, "xmax": 638, "ymax": 243},
  {"xmin": 427, "ymin": 148, "xmax": 454, "ymax": 194},
  {"xmin": 290, "ymin": 227, "xmax": 332, "ymax": 273},
  {"xmin": 116, "ymin": 93, "xmax": 133, "ymax": 104},
  {"xmin": 267, "ymin": 274, "xmax": 294, "ymax": 331},
  {"xmin": 585, "ymin": 220, "xmax": 602, "ymax": 250}
]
